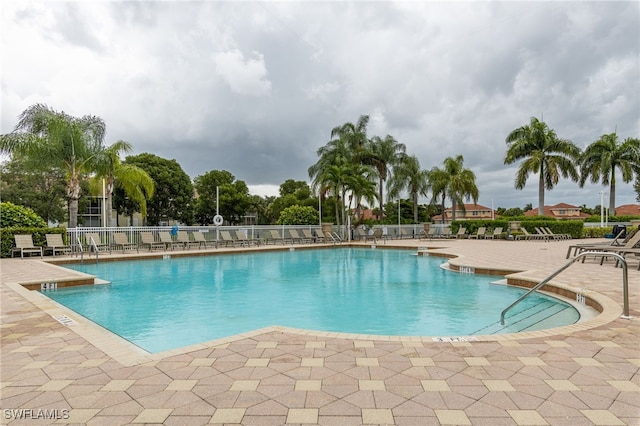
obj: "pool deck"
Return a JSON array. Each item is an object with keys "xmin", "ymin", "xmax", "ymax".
[{"xmin": 1, "ymin": 238, "xmax": 638, "ymax": 425}]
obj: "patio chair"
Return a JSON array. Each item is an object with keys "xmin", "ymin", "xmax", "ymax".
[
  {"xmin": 455, "ymin": 227, "xmax": 467, "ymax": 239},
  {"xmin": 12, "ymin": 234, "xmax": 43, "ymax": 259},
  {"xmin": 158, "ymin": 231, "xmax": 184, "ymax": 250},
  {"xmin": 139, "ymin": 232, "xmax": 165, "ymax": 251},
  {"xmin": 576, "ymin": 230, "xmax": 640, "ymax": 264},
  {"xmin": 218, "ymin": 230, "xmax": 241, "ymax": 247},
  {"xmin": 489, "ymin": 227, "xmax": 503, "ymax": 240},
  {"xmin": 85, "ymin": 233, "xmax": 111, "ymax": 253},
  {"xmin": 288, "ymin": 229, "xmax": 310, "ymax": 244},
  {"xmin": 566, "ymin": 228, "xmax": 630, "ymax": 258},
  {"xmin": 469, "ymin": 227, "xmax": 486, "ymax": 239},
  {"xmin": 191, "ymin": 231, "xmax": 217, "ymax": 249},
  {"xmin": 439, "ymin": 228, "xmax": 453, "ymax": 239},
  {"xmin": 302, "ymin": 229, "xmax": 322, "ymax": 243},
  {"xmin": 270, "ymin": 230, "xmax": 293, "ymax": 245},
  {"xmin": 177, "ymin": 231, "xmax": 200, "ymax": 249},
  {"xmin": 111, "ymin": 232, "xmax": 139, "ymax": 253},
  {"xmin": 45, "ymin": 233, "xmax": 72, "ymax": 257},
  {"xmin": 364, "ymin": 229, "xmax": 385, "ymax": 244},
  {"xmin": 353, "ymin": 228, "xmax": 367, "ymax": 241},
  {"xmin": 545, "ymin": 227, "xmax": 571, "ymax": 240},
  {"xmin": 399, "ymin": 228, "xmax": 414, "ymax": 239},
  {"xmin": 235, "ymin": 230, "xmax": 259, "ymax": 246}
]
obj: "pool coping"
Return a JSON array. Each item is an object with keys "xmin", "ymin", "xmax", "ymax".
[{"xmin": 3, "ymin": 244, "xmax": 624, "ymax": 366}]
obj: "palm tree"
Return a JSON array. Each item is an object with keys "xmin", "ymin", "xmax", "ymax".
[
  {"xmin": 367, "ymin": 135, "xmax": 406, "ymax": 219},
  {"xmin": 504, "ymin": 117, "xmax": 580, "ymax": 215},
  {"xmin": 91, "ymin": 140, "xmax": 155, "ymax": 226},
  {"xmin": 0, "ymin": 104, "xmax": 106, "ymax": 227},
  {"xmin": 387, "ymin": 155, "xmax": 430, "ymax": 222},
  {"xmin": 579, "ymin": 133, "xmax": 640, "ymax": 213},
  {"xmin": 330, "ymin": 115, "xmax": 370, "ymax": 156},
  {"xmin": 429, "ymin": 155, "xmax": 479, "ymax": 222}
]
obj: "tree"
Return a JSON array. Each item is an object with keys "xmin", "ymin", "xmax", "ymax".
[
  {"xmin": 429, "ymin": 155, "xmax": 479, "ymax": 222},
  {"xmin": 504, "ymin": 117, "xmax": 580, "ymax": 215},
  {"xmin": 0, "ymin": 201, "xmax": 47, "ymax": 228},
  {"xmin": 123, "ymin": 153, "xmax": 194, "ymax": 225},
  {"xmin": 387, "ymin": 155, "xmax": 430, "ymax": 223},
  {"xmin": 0, "ymin": 104, "xmax": 106, "ymax": 227},
  {"xmin": 368, "ymin": 135, "xmax": 406, "ymax": 219},
  {"xmin": 277, "ymin": 205, "xmax": 319, "ymax": 225},
  {"xmin": 1, "ymin": 154, "xmax": 68, "ymax": 224},
  {"xmin": 193, "ymin": 170, "xmax": 251, "ymax": 225},
  {"xmin": 579, "ymin": 134, "xmax": 640, "ymax": 212},
  {"xmin": 91, "ymin": 140, "xmax": 154, "ymax": 226}
]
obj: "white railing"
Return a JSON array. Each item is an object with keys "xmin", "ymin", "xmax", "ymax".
[{"xmin": 65, "ymin": 223, "xmax": 432, "ymax": 251}]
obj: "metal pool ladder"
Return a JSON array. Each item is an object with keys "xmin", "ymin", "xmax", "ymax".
[{"xmin": 500, "ymin": 251, "xmax": 630, "ymax": 325}]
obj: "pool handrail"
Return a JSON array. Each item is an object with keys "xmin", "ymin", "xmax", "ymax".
[{"xmin": 500, "ymin": 251, "xmax": 629, "ymax": 325}]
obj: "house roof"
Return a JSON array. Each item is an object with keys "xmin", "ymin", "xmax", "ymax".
[
  {"xmin": 614, "ymin": 204, "xmax": 640, "ymax": 216},
  {"xmin": 524, "ymin": 203, "xmax": 590, "ymax": 218}
]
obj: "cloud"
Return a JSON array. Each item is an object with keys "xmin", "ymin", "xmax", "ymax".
[
  {"xmin": 214, "ymin": 49, "xmax": 272, "ymax": 96},
  {"xmin": 1, "ymin": 1, "xmax": 638, "ymax": 210}
]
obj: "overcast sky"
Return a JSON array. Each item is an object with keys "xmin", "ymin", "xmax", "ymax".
[{"xmin": 2, "ymin": 1, "xmax": 639, "ymax": 209}]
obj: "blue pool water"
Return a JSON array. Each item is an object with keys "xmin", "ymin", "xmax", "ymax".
[{"xmin": 46, "ymin": 248, "xmax": 579, "ymax": 353}]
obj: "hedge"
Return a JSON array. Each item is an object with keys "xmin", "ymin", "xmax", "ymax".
[
  {"xmin": 1, "ymin": 227, "xmax": 66, "ymax": 258},
  {"xmin": 451, "ymin": 220, "xmax": 585, "ymax": 239}
]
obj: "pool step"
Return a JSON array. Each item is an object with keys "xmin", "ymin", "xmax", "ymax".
[{"xmin": 473, "ymin": 301, "xmax": 577, "ymax": 335}]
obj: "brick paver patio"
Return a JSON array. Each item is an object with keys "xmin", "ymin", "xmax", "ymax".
[{"xmin": 1, "ymin": 238, "xmax": 638, "ymax": 425}]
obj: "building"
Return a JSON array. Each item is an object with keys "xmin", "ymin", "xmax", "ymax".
[
  {"xmin": 524, "ymin": 203, "xmax": 590, "ymax": 219},
  {"xmin": 613, "ymin": 204, "xmax": 640, "ymax": 217},
  {"xmin": 431, "ymin": 203, "xmax": 496, "ymax": 223}
]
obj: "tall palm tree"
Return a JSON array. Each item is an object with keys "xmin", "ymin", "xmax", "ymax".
[
  {"xmin": 330, "ymin": 115, "xmax": 370, "ymax": 156},
  {"xmin": 504, "ymin": 117, "xmax": 580, "ymax": 215},
  {"xmin": 91, "ymin": 140, "xmax": 155, "ymax": 226},
  {"xmin": 429, "ymin": 155, "xmax": 479, "ymax": 222},
  {"xmin": 0, "ymin": 104, "xmax": 106, "ymax": 227},
  {"xmin": 387, "ymin": 155, "xmax": 430, "ymax": 222},
  {"xmin": 367, "ymin": 135, "xmax": 406, "ymax": 219},
  {"xmin": 579, "ymin": 133, "xmax": 640, "ymax": 213}
]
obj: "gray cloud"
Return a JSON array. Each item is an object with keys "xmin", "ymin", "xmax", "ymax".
[{"xmin": 2, "ymin": 1, "xmax": 638, "ymax": 209}]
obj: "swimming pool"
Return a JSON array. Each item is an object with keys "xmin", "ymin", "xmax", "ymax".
[{"xmin": 47, "ymin": 248, "xmax": 580, "ymax": 353}]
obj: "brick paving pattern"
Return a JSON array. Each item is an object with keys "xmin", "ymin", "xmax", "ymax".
[{"xmin": 1, "ymin": 239, "xmax": 638, "ymax": 425}]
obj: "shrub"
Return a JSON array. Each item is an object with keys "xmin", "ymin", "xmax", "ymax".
[
  {"xmin": 277, "ymin": 205, "xmax": 319, "ymax": 225},
  {"xmin": 1, "ymin": 202, "xmax": 47, "ymax": 228}
]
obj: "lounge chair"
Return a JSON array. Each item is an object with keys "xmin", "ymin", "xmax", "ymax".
[
  {"xmin": 111, "ymin": 233, "xmax": 139, "ymax": 253},
  {"xmin": 177, "ymin": 231, "xmax": 200, "ymax": 249},
  {"xmin": 439, "ymin": 228, "xmax": 452, "ymax": 239},
  {"xmin": 545, "ymin": 227, "xmax": 570, "ymax": 240},
  {"xmin": 423, "ymin": 227, "xmax": 439, "ymax": 240},
  {"xmin": 140, "ymin": 232, "xmax": 165, "ymax": 251},
  {"xmin": 565, "ymin": 228, "xmax": 629, "ymax": 258},
  {"xmin": 45, "ymin": 233, "xmax": 72, "ymax": 257},
  {"xmin": 191, "ymin": 231, "xmax": 217, "ymax": 249},
  {"xmin": 533, "ymin": 227, "xmax": 551, "ymax": 241},
  {"xmin": 269, "ymin": 230, "xmax": 293, "ymax": 245},
  {"xmin": 158, "ymin": 231, "xmax": 184, "ymax": 250},
  {"xmin": 364, "ymin": 229, "xmax": 385, "ymax": 244},
  {"xmin": 289, "ymin": 229, "xmax": 311, "ymax": 244},
  {"xmin": 489, "ymin": 227, "xmax": 503, "ymax": 240},
  {"xmin": 399, "ymin": 228, "xmax": 414, "ymax": 239},
  {"xmin": 573, "ymin": 230, "xmax": 640, "ymax": 263},
  {"xmin": 469, "ymin": 227, "xmax": 486, "ymax": 239},
  {"xmin": 235, "ymin": 230, "xmax": 259, "ymax": 246},
  {"xmin": 218, "ymin": 230, "xmax": 241, "ymax": 247},
  {"xmin": 455, "ymin": 227, "xmax": 467, "ymax": 239},
  {"xmin": 85, "ymin": 233, "xmax": 111, "ymax": 253},
  {"xmin": 12, "ymin": 234, "xmax": 43, "ymax": 259},
  {"xmin": 353, "ymin": 228, "xmax": 367, "ymax": 240},
  {"xmin": 516, "ymin": 228, "xmax": 542, "ymax": 241},
  {"xmin": 303, "ymin": 229, "xmax": 322, "ymax": 243}
]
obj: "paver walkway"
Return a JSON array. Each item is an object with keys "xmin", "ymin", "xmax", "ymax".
[{"xmin": 1, "ymin": 239, "xmax": 638, "ymax": 425}]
